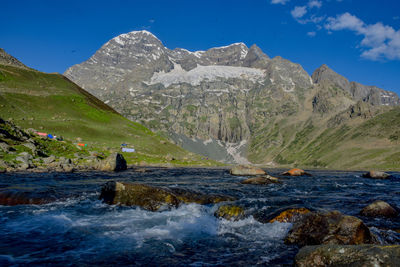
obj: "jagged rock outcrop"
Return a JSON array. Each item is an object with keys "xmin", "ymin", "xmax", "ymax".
[
  {"xmin": 0, "ymin": 48, "xmax": 29, "ymax": 69},
  {"xmin": 312, "ymin": 64, "xmax": 399, "ymax": 106}
]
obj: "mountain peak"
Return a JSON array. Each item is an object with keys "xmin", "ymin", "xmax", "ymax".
[
  {"xmin": 312, "ymin": 64, "xmax": 350, "ymax": 90},
  {"xmin": 0, "ymin": 48, "xmax": 28, "ymax": 69}
]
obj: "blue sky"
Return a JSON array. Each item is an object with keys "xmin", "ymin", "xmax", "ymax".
[{"xmin": 1, "ymin": 0, "xmax": 399, "ymax": 93}]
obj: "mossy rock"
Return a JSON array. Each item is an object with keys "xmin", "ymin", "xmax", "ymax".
[
  {"xmin": 215, "ymin": 205, "xmax": 245, "ymax": 221},
  {"xmin": 99, "ymin": 181, "xmax": 236, "ymax": 211}
]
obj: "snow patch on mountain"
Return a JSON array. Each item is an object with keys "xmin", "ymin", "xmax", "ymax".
[{"xmin": 147, "ymin": 63, "xmax": 266, "ymax": 87}]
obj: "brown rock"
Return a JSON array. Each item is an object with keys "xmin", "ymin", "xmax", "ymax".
[
  {"xmin": 230, "ymin": 165, "xmax": 266, "ymax": 176},
  {"xmin": 215, "ymin": 205, "xmax": 245, "ymax": 221},
  {"xmin": 99, "ymin": 182, "xmax": 236, "ymax": 211},
  {"xmin": 241, "ymin": 175, "xmax": 280, "ymax": 185},
  {"xmin": 285, "ymin": 211, "xmax": 374, "ymax": 247},
  {"xmin": 281, "ymin": 168, "xmax": 311, "ymax": 176},
  {"xmin": 295, "ymin": 245, "xmax": 400, "ymax": 267},
  {"xmin": 360, "ymin": 200, "xmax": 398, "ymax": 218},
  {"xmin": 362, "ymin": 171, "xmax": 392, "ymax": 179},
  {"xmin": 99, "ymin": 153, "xmax": 127, "ymax": 172},
  {"xmin": 269, "ymin": 208, "xmax": 311, "ymax": 223}
]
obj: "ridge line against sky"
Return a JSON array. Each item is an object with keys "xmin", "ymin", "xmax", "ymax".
[{"xmin": 1, "ymin": 0, "xmax": 399, "ymax": 94}]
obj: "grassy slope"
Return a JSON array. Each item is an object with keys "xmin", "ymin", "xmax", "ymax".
[
  {"xmin": 0, "ymin": 64, "xmax": 219, "ymax": 166},
  {"xmin": 247, "ymin": 85, "xmax": 400, "ymax": 171}
]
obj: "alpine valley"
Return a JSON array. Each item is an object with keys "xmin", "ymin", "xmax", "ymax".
[{"xmin": 65, "ymin": 30, "xmax": 400, "ymax": 170}]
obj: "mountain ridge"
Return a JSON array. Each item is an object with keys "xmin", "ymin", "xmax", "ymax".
[{"xmin": 64, "ymin": 31, "xmax": 400, "ymax": 169}]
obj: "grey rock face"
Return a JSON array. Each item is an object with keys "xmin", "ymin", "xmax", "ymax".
[
  {"xmin": 312, "ymin": 64, "xmax": 399, "ymax": 106},
  {"xmin": 0, "ymin": 48, "xmax": 29, "ymax": 69}
]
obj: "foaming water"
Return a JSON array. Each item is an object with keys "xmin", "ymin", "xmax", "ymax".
[{"xmin": 0, "ymin": 168, "xmax": 399, "ymax": 266}]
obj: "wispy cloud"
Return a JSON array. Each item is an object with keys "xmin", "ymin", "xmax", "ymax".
[
  {"xmin": 271, "ymin": 0, "xmax": 290, "ymax": 5},
  {"xmin": 291, "ymin": 6, "xmax": 307, "ymax": 19},
  {"xmin": 325, "ymin": 12, "xmax": 400, "ymax": 60},
  {"xmin": 308, "ymin": 0, "xmax": 322, "ymax": 9},
  {"xmin": 307, "ymin": 31, "xmax": 317, "ymax": 37}
]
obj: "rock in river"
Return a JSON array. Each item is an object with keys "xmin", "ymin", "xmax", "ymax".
[
  {"xmin": 240, "ymin": 175, "xmax": 280, "ymax": 185},
  {"xmin": 215, "ymin": 205, "xmax": 245, "ymax": 221},
  {"xmin": 230, "ymin": 165, "xmax": 266, "ymax": 176},
  {"xmin": 360, "ymin": 200, "xmax": 398, "ymax": 218},
  {"xmin": 269, "ymin": 208, "xmax": 311, "ymax": 223},
  {"xmin": 362, "ymin": 171, "xmax": 392, "ymax": 179},
  {"xmin": 98, "ymin": 153, "xmax": 127, "ymax": 172},
  {"xmin": 281, "ymin": 168, "xmax": 311, "ymax": 177},
  {"xmin": 295, "ymin": 244, "xmax": 400, "ymax": 267},
  {"xmin": 285, "ymin": 211, "xmax": 374, "ymax": 247},
  {"xmin": 100, "ymin": 181, "xmax": 236, "ymax": 211}
]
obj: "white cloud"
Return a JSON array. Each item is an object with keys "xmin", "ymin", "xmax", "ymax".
[
  {"xmin": 307, "ymin": 31, "xmax": 317, "ymax": 37},
  {"xmin": 325, "ymin": 12, "xmax": 400, "ymax": 60},
  {"xmin": 291, "ymin": 6, "xmax": 307, "ymax": 19},
  {"xmin": 271, "ymin": 0, "xmax": 290, "ymax": 4},
  {"xmin": 308, "ymin": 0, "xmax": 322, "ymax": 9}
]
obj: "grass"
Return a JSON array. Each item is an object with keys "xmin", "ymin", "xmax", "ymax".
[{"xmin": 0, "ymin": 64, "xmax": 217, "ymax": 166}]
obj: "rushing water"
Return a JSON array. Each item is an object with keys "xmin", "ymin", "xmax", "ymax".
[{"xmin": 1, "ymin": 168, "xmax": 399, "ymax": 266}]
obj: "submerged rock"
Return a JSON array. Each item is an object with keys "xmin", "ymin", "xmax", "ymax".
[
  {"xmin": 0, "ymin": 191, "xmax": 54, "ymax": 206},
  {"xmin": 99, "ymin": 181, "xmax": 236, "ymax": 211},
  {"xmin": 240, "ymin": 175, "xmax": 280, "ymax": 185},
  {"xmin": 362, "ymin": 171, "xmax": 392, "ymax": 179},
  {"xmin": 360, "ymin": 200, "xmax": 398, "ymax": 218},
  {"xmin": 285, "ymin": 211, "xmax": 374, "ymax": 247},
  {"xmin": 99, "ymin": 153, "xmax": 127, "ymax": 172},
  {"xmin": 230, "ymin": 165, "xmax": 266, "ymax": 176},
  {"xmin": 215, "ymin": 205, "xmax": 245, "ymax": 221},
  {"xmin": 295, "ymin": 244, "xmax": 400, "ymax": 267},
  {"xmin": 269, "ymin": 208, "xmax": 311, "ymax": 223},
  {"xmin": 281, "ymin": 168, "xmax": 311, "ymax": 177}
]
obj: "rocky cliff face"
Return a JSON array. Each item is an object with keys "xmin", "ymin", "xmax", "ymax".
[
  {"xmin": 65, "ymin": 31, "xmax": 400, "ymax": 167},
  {"xmin": 0, "ymin": 48, "xmax": 29, "ymax": 69}
]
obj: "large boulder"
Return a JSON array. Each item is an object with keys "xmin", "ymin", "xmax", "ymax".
[
  {"xmin": 230, "ymin": 165, "xmax": 266, "ymax": 176},
  {"xmin": 99, "ymin": 153, "xmax": 127, "ymax": 171},
  {"xmin": 360, "ymin": 200, "xmax": 398, "ymax": 218},
  {"xmin": 99, "ymin": 182, "xmax": 236, "ymax": 211},
  {"xmin": 0, "ymin": 191, "xmax": 54, "ymax": 206},
  {"xmin": 281, "ymin": 168, "xmax": 311, "ymax": 176},
  {"xmin": 269, "ymin": 208, "xmax": 311, "ymax": 223},
  {"xmin": 295, "ymin": 245, "xmax": 400, "ymax": 267},
  {"xmin": 240, "ymin": 175, "xmax": 280, "ymax": 185},
  {"xmin": 285, "ymin": 211, "xmax": 374, "ymax": 247},
  {"xmin": 215, "ymin": 205, "xmax": 245, "ymax": 221},
  {"xmin": 362, "ymin": 171, "xmax": 392, "ymax": 179}
]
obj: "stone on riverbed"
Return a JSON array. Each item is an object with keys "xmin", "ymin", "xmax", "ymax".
[
  {"xmin": 240, "ymin": 175, "xmax": 280, "ymax": 185},
  {"xmin": 269, "ymin": 208, "xmax": 311, "ymax": 223},
  {"xmin": 280, "ymin": 168, "xmax": 311, "ymax": 176},
  {"xmin": 362, "ymin": 171, "xmax": 392, "ymax": 179},
  {"xmin": 360, "ymin": 200, "xmax": 398, "ymax": 218},
  {"xmin": 230, "ymin": 165, "xmax": 266, "ymax": 176},
  {"xmin": 295, "ymin": 244, "xmax": 400, "ymax": 267},
  {"xmin": 100, "ymin": 181, "xmax": 236, "ymax": 211},
  {"xmin": 285, "ymin": 211, "xmax": 374, "ymax": 246},
  {"xmin": 215, "ymin": 205, "xmax": 245, "ymax": 221}
]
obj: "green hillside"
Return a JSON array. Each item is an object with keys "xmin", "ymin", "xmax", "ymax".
[{"xmin": 0, "ymin": 63, "xmax": 216, "ymax": 166}]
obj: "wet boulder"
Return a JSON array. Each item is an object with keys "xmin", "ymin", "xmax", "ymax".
[
  {"xmin": 99, "ymin": 153, "xmax": 127, "ymax": 172},
  {"xmin": 269, "ymin": 208, "xmax": 311, "ymax": 223},
  {"xmin": 285, "ymin": 211, "xmax": 374, "ymax": 247},
  {"xmin": 281, "ymin": 168, "xmax": 311, "ymax": 177},
  {"xmin": 215, "ymin": 205, "xmax": 245, "ymax": 221},
  {"xmin": 295, "ymin": 244, "xmax": 400, "ymax": 267},
  {"xmin": 0, "ymin": 190, "xmax": 54, "ymax": 206},
  {"xmin": 100, "ymin": 182, "xmax": 236, "ymax": 211},
  {"xmin": 168, "ymin": 187, "xmax": 236, "ymax": 205},
  {"xmin": 362, "ymin": 171, "xmax": 392, "ymax": 179},
  {"xmin": 240, "ymin": 175, "xmax": 280, "ymax": 185},
  {"xmin": 230, "ymin": 165, "xmax": 266, "ymax": 176},
  {"xmin": 360, "ymin": 200, "xmax": 398, "ymax": 218}
]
